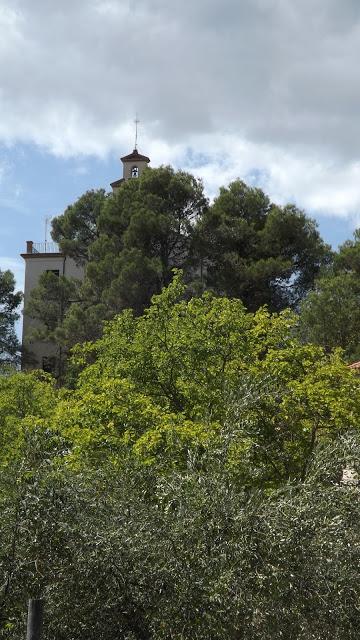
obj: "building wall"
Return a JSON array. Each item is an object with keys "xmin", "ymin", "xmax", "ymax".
[
  {"xmin": 21, "ymin": 252, "xmax": 84, "ymax": 370},
  {"xmin": 123, "ymin": 159, "xmax": 149, "ymax": 180}
]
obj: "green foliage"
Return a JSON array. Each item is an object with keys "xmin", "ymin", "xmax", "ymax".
[
  {"xmin": 0, "ymin": 269, "xmax": 21, "ymax": 366},
  {"xmin": 51, "ymin": 189, "xmax": 107, "ymax": 264},
  {"xmin": 25, "ymin": 272, "xmax": 79, "ymax": 337},
  {"xmin": 0, "ymin": 424, "xmax": 68, "ymax": 635},
  {"xmin": 26, "ymin": 167, "xmax": 207, "ymax": 362},
  {"xmin": 299, "ymin": 230, "xmax": 360, "ymax": 361},
  {"xmin": 0, "ymin": 371, "xmax": 57, "ymax": 467},
  {"xmin": 10, "ymin": 147, "xmax": 360, "ymax": 635},
  {"xmin": 0, "ymin": 371, "xmax": 59, "ymax": 632},
  {"xmin": 87, "ymin": 165, "xmax": 207, "ymax": 315},
  {"xmin": 4, "ymin": 267, "xmax": 360, "ymax": 636},
  {"xmin": 30, "ymin": 170, "xmax": 331, "ymax": 366},
  {"xmin": 196, "ymin": 180, "xmax": 331, "ymax": 310},
  {"xmin": 299, "ymin": 272, "xmax": 360, "ymax": 360},
  {"xmin": 63, "ymin": 274, "xmax": 360, "ymax": 485},
  {"xmin": 333, "ymin": 228, "xmax": 360, "ymax": 275},
  {"xmin": 1, "ymin": 432, "xmax": 360, "ymax": 639},
  {"xmin": 24, "ymin": 271, "xmax": 80, "ymax": 379}
]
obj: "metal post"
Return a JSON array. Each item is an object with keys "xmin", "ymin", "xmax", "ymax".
[{"xmin": 26, "ymin": 599, "xmax": 43, "ymax": 640}]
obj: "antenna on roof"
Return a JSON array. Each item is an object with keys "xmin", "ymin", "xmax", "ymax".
[
  {"xmin": 45, "ymin": 216, "xmax": 51, "ymax": 249},
  {"xmin": 134, "ymin": 113, "xmax": 140, "ymax": 150}
]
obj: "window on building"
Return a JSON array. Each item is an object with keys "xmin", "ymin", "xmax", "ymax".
[
  {"xmin": 131, "ymin": 166, "xmax": 139, "ymax": 178},
  {"xmin": 45, "ymin": 269, "xmax": 60, "ymax": 277},
  {"xmin": 42, "ymin": 356, "xmax": 56, "ymax": 374}
]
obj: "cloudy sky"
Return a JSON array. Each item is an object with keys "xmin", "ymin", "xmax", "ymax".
[{"xmin": 1, "ymin": 0, "xmax": 360, "ymax": 291}]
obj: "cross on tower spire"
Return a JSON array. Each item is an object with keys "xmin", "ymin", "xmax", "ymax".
[
  {"xmin": 110, "ymin": 125, "xmax": 151, "ymax": 191},
  {"xmin": 134, "ymin": 114, "xmax": 140, "ymax": 150}
]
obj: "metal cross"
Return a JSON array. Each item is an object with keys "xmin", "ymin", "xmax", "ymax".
[{"xmin": 134, "ymin": 114, "xmax": 140, "ymax": 150}]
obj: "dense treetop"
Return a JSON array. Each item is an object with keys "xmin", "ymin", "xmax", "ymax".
[
  {"xmin": 299, "ymin": 230, "xmax": 360, "ymax": 361},
  {"xmin": 26, "ymin": 166, "xmax": 331, "ymax": 376},
  {"xmin": 195, "ymin": 180, "xmax": 330, "ymax": 310}
]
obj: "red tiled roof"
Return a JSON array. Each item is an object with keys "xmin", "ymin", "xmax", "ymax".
[
  {"xmin": 121, "ymin": 149, "xmax": 150, "ymax": 163},
  {"xmin": 349, "ymin": 361, "xmax": 360, "ymax": 369}
]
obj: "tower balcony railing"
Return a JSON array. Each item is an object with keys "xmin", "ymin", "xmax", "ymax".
[{"xmin": 26, "ymin": 241, "xmax": 60, "ymax": 254}]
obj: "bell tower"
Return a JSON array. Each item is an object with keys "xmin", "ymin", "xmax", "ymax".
[
  {"xmin": 121, "ymin": 148, "xmax": 151, "ymax": 180},
  {"xmin": 110, "ymin": 116, "xmax": 150, "ymax": 192},
  {"xmin": 110, "ymin": 148, "xmax": 150, "ymax": 193}
]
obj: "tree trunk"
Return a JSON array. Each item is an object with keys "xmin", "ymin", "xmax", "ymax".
[{"xmin": 26, "ymin": 599, "xmax": 43, "ymax": 640}]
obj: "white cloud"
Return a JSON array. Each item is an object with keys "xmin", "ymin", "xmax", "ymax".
[
  {"xmin": 144, "ymin": 134, "xmax": 360, "ymax": 220},
  {"xmin": 0, "ymin": 0, "xmax": 360, "ymax": 218}
]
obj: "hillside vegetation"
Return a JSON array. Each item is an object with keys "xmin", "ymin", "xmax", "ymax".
[
  {"xmin": 2, "ymin": 172, "xmax": 360, "ymax": 638},
  {"xmin": 2, "ymin": 274, "xmax": 360, "ymax": 638}
]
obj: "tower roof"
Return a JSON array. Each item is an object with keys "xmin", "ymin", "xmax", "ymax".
[
  {"xmin": 110, "ymin": 178, "xmax": 124, "ymax": 189},
  {"xmin": 121, "ymin": 148, "xmax": 150, "ymax": 163}
]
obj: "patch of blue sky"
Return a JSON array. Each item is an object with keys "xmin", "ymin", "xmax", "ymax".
[
  {"xmin": 315, "ymin": 214, "xmax": 354, "ymax": 251},
  {"xmin": 183, "ymin": 146, "xmax": 216, "ymax": 169},
  {"xmin": 244, "ymin": 167, "xmax": 269, "ymax": 187},
  {"xmin": 0, "ymin": 143, "xmax": 122, "ymax": 262}
]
